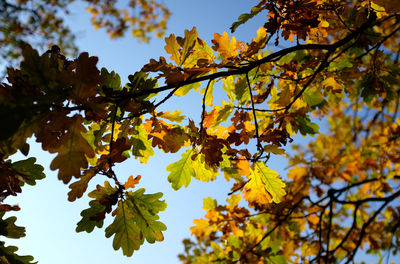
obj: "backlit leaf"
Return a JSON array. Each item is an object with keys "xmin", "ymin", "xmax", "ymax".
[
  {"xmin": 230, "ymin": 6, "xmax": 265, "ymax": 33},
  {"xmin": 212, "ymin": 32, "xmax": 239, "ymax": 59},
  {"xmin": 76, "ymin": 181, "xmax": 118, "ymax": 233},
  {"xmin": 49, "ymin": 115, "xmax": 95, "ymax": 183},
  {"xmin": 180, "ymin": 27, "xmax": 198, "ymax": 66},
  {"xmin": 131, "ymin": 124, "xmax": 155, "ymax": 163},
  {"xmin": 105, "ymin": 189, "xmax": 167, "ymax": 256},
  {"xmin": 124, "ymin": 175, "xmax": 141, "ymax": 190},
  {"xmin": 244, "ymin": 162, "xmax": 286, "ymax": 204},
  {"xmin": 303, "ymin": 87, "xmax": 324, "ymax": 108},
  {"xmin": 164, "ymin": 34, "xmax": 181, "ymax": 65},
  {"xmin": 105, "ymin": 201, "xmax": 142, "ymax": 257},
  {"xmin": 166, "ymin": 149, "xmax": 194, "ymax": 190},
  {"xmin": 158, "ymin": 110, "xmax": 186, "ymax": 123}
]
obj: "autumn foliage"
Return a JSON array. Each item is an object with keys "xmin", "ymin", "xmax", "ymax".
[{"xmin": 1, "ymin": 0, "xmax": 400, "ymax": 263}]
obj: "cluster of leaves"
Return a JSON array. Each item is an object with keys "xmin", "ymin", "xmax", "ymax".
[
  {"xmin": 87, "ymin": 0, "xmax": 170, "ymax": 40},
  {"xmin": 0, "ymin": 0, "xmax": 400, "ymax": 263},
  {"xmin": 0, "ymin": 0, "xmax": 169, "ymax": 68},
  {"xmin": 0, "ymin": 45, "xmax": 168, "ymax": 260}
]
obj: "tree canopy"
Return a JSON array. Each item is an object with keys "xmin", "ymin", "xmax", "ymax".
[{"xmin": 1, "ymin": 0, "xmax": 400, "ymax": 263}]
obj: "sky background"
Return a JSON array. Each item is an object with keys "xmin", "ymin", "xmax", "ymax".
[{"xmin": 4, "ymin": 1, "xmax": 310, "ymax": 263}]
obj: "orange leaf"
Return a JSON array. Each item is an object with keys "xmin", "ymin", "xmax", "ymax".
[
  {"xmin": 212, "ymin": 32, "xmax": 238, "ymax": 59},
  {"xmin": 124, "ymin": 175, "xmax": 141, "ymax": 190}
]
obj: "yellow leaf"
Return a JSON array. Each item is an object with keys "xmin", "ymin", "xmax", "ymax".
[
  {"xmin": 307, "ymin": 214, "xmax": 319, "ymax": 226},
  {"xmin": 164, "ymin": 34, "xmax": 181, "ymax": 65},
  {"xmin": 212, "ymin": 32, "xmax": 238, "ymax": 59},
  {"xmin": 263, "ymin": 144, "xmax": 286, "ymax": 155},
  {"xmin": 319, "ymin": 20, "xmax": 330, "ymax": 28},
  {"xmin": 158, "ymin": 110, "xmax": 186, "ymax": 123},
  {"xmin": 323, "ymin": 77, "xmax": 342, "ymax": 92},
  {"xmin": 236, "ymin": 160, "xmax": 251, "ymax": 176},
  {"xmin": 371, "ymin": 0, "xmax": 400, "ymax": 13},
  {"xmin": 244, "ymin": 162, "xmax": 286, "ymax": 205},
  {"xmin": 287, "ymin": 166, "xmax": 308, "ymax": 181},
  {"xmin": 202, "ymin": 197, "xmax": 217, "ymax": 211},
  {"xmin": 253, "ymin": 27, "xmax": 267, "ymax": 42},
  {"xmin": 227, "ymin": 194, "xmax": 242, "ymax": 209},
  {"xmin": 192, "ymin": 154, "xmax": 218, "ymax": 182},
  {"xmin": 190, "ymin": 219, "xmax": 212, "ymax": 240},
  {"xmin": 180, "ymin": 27, "xmax": 198, "ymax": 66}
]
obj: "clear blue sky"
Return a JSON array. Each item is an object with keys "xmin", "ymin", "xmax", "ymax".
[{"xmin": 4, "ymin": 1, "xmax": 294, "ymax": 263}]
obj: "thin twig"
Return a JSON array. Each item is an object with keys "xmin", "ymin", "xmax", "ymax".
[
  {"xmin": 246, "ymin": 73, "xmax": 263, "ymax": 155},
  {"xmin": 199, "ymin": 80, "xmax": 212, "ymax": 137},
  {"xmin": 344, "ymin": 190, "xmax": 400, "ymax": 264},
  {"xmin": 119, "ymin": 16, "xmax": 377, "ymax": 101}
]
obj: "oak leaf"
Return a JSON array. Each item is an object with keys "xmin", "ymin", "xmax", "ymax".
[
  {"xmin": 67, "ymin": 168, "xmax": 96, "ymax": 202},
  {"xmin": 212, "ymin": 32, "xmax": 239, "ymax": 59},
  {"xmin": 105, "ymin": 189, "xmax": 167, "ymax": 256},
  {"xmin": 244, "ymin": 162, "xmax": 286, "ymax": 205},
  {"xmin": 76, "ymin": 181, "xmax": 118, "ymax": 233},
  {"xmin": 124, "ymin": 175, "xmax": 141, "ymax": 190},
  {"xmin": 49, "ymin": 115, "xmax": 95, "ymax": 183}
]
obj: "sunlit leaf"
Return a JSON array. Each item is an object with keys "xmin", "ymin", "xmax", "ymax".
[{"xmin": 244, "ymin": 162, "xmax": 286, "ymax": 204}]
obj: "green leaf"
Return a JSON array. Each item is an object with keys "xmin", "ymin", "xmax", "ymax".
[
  {"xmin": 11, "ymin": 157, "xmax": 45, "ymax": 186},
  {"xmin": 76, "ymin": 200, "xmax": 106, "ymax": 233},
  {"xmin": 175, "ymin": 82, "xmax": 201, "ymax": 97},
  {"xmin": 88, "ymin": 181, "xmax": 118, "ymax": 200},
  {"xmin": 105, "ymin": 189, "xmax": 167, "ymax": 256},
  {"xmin": 166, "ymin": 149, "xmax": 194, "ymax": 190},
  {"xmin": 294, "ymin": 116, "xmax": 320, "ymax": 136},
  {"xmin": 166, "ymin": 148, "xmax": 219, "ymax": 190},
  {"xmin": 158, "ymin": 110, "xmax": 185, "ymax": 123},
  {"xmin": 327, "ymin": 57, "xmax": 353, "ymax": 71},
  {"xmin": 0, "ymin": 106, "xmax": 30, "ymax": 141},
  {"xmin": 0, "ymin": 212, "xmax": 26, "ymax": 239},
  {"xmin": 269, "ymin": 254, "xmax": 286, "ymax": 264},
  {"xmin": 76, "ymin": 181, "xmax": 118, "ymax": 233},
  {"xmin": 234, "ymin": 77, "xmax": 250, "ymax": 105},
  {"xmin": 0, "ymin": 241, "xmax": 36, "ymax": 264},
  {"xmin": 245, "ymin": 162, "xmax": 286, "ymax": 204},
  {"xmin": 303, "ymin": 87, "xmax": 324, "ymax": 108},
  {"xmin": 130, "ymin": 124, "xmax": 155, "ymax": 163},
  {"xmin": 21, "ymin": 45, "xmax": 57, "ymax": 91},
  {"xmin": 278, "ymin": 52, "xmax": 296, "ymax": 64},
  {"xmin": 19, "ymin": 143, "xmax": 30, "ymax": 156},
  {"xmin": 227, "ymin": 235, "xmax": 242, "ymax": 248},
  {"xmin": 68, "ymin": 169, "xmax": 96, "ymax": 202},
  {"xmin": 105, "ymin": 201, "xmax": 142, "ymax": 257},
  {"xmin": 230, "ymin": 6, "xmax": 265, "ymax": 33},
  {"xmin": 222, "ymin": 76, "xmax": 236, "ymax": 101},
  {"xmin": 126, "ymin": 189, "xmax": 167, "ymax": 243},
  {"xmin": 101, "ymin": 68, "xmax": 121, "ymax": 90},
  {"xmin": 127, "ymin": 71, "xmax": 158, "ymax": 100},
  {"xmin": 180, "ymin": 27, "xmax": 199, "ymax": 66},
  {"xmin": 185, "ymin": 37, "xmax": 215, "ymax": 67},
  {"xmin": 202, "ymin": 197, "xmax": 217, "ymax": 211},
  {"xmin": 192, "ymin": 154, "xmax": 218, "ymax": 182},
  {"xmin": 210, "ymin": 103, "xmax": 234, "ymax": 128},
  {"xmin": 49, "ymin": 115, "xmax": 95, "ymax": 184}
]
